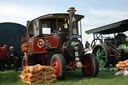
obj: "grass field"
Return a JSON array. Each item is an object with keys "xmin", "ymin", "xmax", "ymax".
[{"xmin": 0, "ymin": 69, "xmax": 128, "ymax": 85}]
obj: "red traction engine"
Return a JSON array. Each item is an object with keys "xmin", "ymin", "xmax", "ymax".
[{"xmin": 21, "ymin": 7, "xmax": 99, "ymax": 80}]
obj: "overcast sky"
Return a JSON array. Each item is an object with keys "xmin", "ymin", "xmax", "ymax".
[{"xmin": 0, "ymin": 0, "xmax": 128, "ymax": 43}]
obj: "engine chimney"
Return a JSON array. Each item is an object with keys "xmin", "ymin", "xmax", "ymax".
[{"xmin": 67, "ymin": 7, "xmax": 77, "ymax": 39}]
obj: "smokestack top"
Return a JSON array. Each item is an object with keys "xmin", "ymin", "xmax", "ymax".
[{"xmin": 67, "ymin": 7, "xmax": 76, "ymax": 13}]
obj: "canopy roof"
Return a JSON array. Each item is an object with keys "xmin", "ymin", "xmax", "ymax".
[
  {"xmin": 86, "ymin": 19, "xmax": 128, "ymax": 34},
  {"xmin": 30, "ymin": 13, "xmax": 84, "ymax": 22}
]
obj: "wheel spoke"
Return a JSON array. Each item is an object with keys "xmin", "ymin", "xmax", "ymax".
[{"xmin": 94, "ymin": 46, "xmax": 106, "ymax": 67}]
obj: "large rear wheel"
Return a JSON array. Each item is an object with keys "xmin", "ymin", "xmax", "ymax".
[
  {"xmin": 93, "ymin": 45, "xmax": 110, "ymax": 67},
  {"xmin": 50, "ymin": 54, "xmax": 66, "ymax": 80},
  {"xmin": 82, "ymin": 53, "xmax": 99, "ymax": 77}
]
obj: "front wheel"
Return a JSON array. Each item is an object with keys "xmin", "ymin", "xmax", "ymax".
[
  {"xmin": 50, "ymin": 54, "xmax": 66, "ymax": 80},
  {"xmin": 82, "ymin": 53, "xmax": 99, "ymax": 77}
]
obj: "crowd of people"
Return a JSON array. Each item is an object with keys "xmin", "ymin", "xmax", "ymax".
[{"xmin": 0, "ymin": 44, "xmax": 20, "ymax": 71}]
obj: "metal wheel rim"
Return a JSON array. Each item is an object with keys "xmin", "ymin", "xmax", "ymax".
[{"xmin": 52, "ymin": 59, "xmax": 59, "ymax": 75}]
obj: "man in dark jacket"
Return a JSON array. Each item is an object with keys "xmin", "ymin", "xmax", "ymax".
[
  {"xmin": 85, "ymin": 41, "xmax": 90, "ymax": 51},
  {"xmin": 9, "ymin": 46, "xmax": 19, "ymax": 71}
]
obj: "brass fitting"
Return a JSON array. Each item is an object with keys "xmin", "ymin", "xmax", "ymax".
[{"xmin": 67, "ymin": 7, "xmax": 76, "ymax": 13}]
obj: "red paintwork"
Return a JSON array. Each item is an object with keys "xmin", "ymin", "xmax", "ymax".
[
  {"xmin": 52, "ymin": 59, "xmax": 59, "ymax": 75},
  {"xmin": 21, "ymin": 35, "xmax": 27, "ymax": 42},
  {"xmin": 27, "ymin": 35, "xmax": 58, "ymax": 55},
  {"xmin": 66, "ymin": 61, "xmax": 77, "ymax": 69},
  {"xmin": 44, "ymin": 35, "xmax": 58, "ymax": 49},
  {"xmin": 82, "ymin": 58, "xmax": 92, "ymax": 75},
  {"xmin": 21, "ymin": 42, "xmax": 27, "ymax": 52},
  {"xmin": 33, "ymin": 38, "xmax": 45, "ymax": 53},
  {"xmin": 28, "ymin": 38, "xmax": 33, "ymax": 54},
  {"xmin": 23, "ymin": 59, "xmax": 26, "ymax": 70}
]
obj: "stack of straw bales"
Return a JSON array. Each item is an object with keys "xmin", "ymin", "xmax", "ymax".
[
  {"xmin": 18, "ymin": 64, "xmax": 56, "ymax": 84},
  {"xmin": 115, "ymin": 60, "xmax": 128, "ymax": 71}
]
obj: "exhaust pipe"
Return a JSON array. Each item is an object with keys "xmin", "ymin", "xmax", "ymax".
[{"xmin": 67, "ymin": 7, "xmax": 77, "ymax": 39}]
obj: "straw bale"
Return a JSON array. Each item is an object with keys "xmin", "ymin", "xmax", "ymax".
[{"xmin": 18, "ymin": 64, "xmax": 56, "ymax": 84}]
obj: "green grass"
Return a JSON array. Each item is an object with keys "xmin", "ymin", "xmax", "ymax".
[{"xmin": 0, "ymin": 70, "xmax": 128, "ymax": 85}]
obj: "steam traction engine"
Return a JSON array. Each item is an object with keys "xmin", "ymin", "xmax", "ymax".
[
  {"xmin": 86, "ymin": 19, "xmax": 128, "ymax": 68},
  {"xmin": 21, "ymin": 7, "xmax": 99, "ymax": 80}
]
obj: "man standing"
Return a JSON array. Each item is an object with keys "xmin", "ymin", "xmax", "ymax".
[
  {"xmin": 0, "ymin": 44, "xmax": 8, "ymax": 71},
  {"xmin": 9, "ymin": 46, "xmax": 19, "ymax": 71},
  {"xmin": 85, "ymin": 41, "xmax": 91, "ymax": 51}
]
